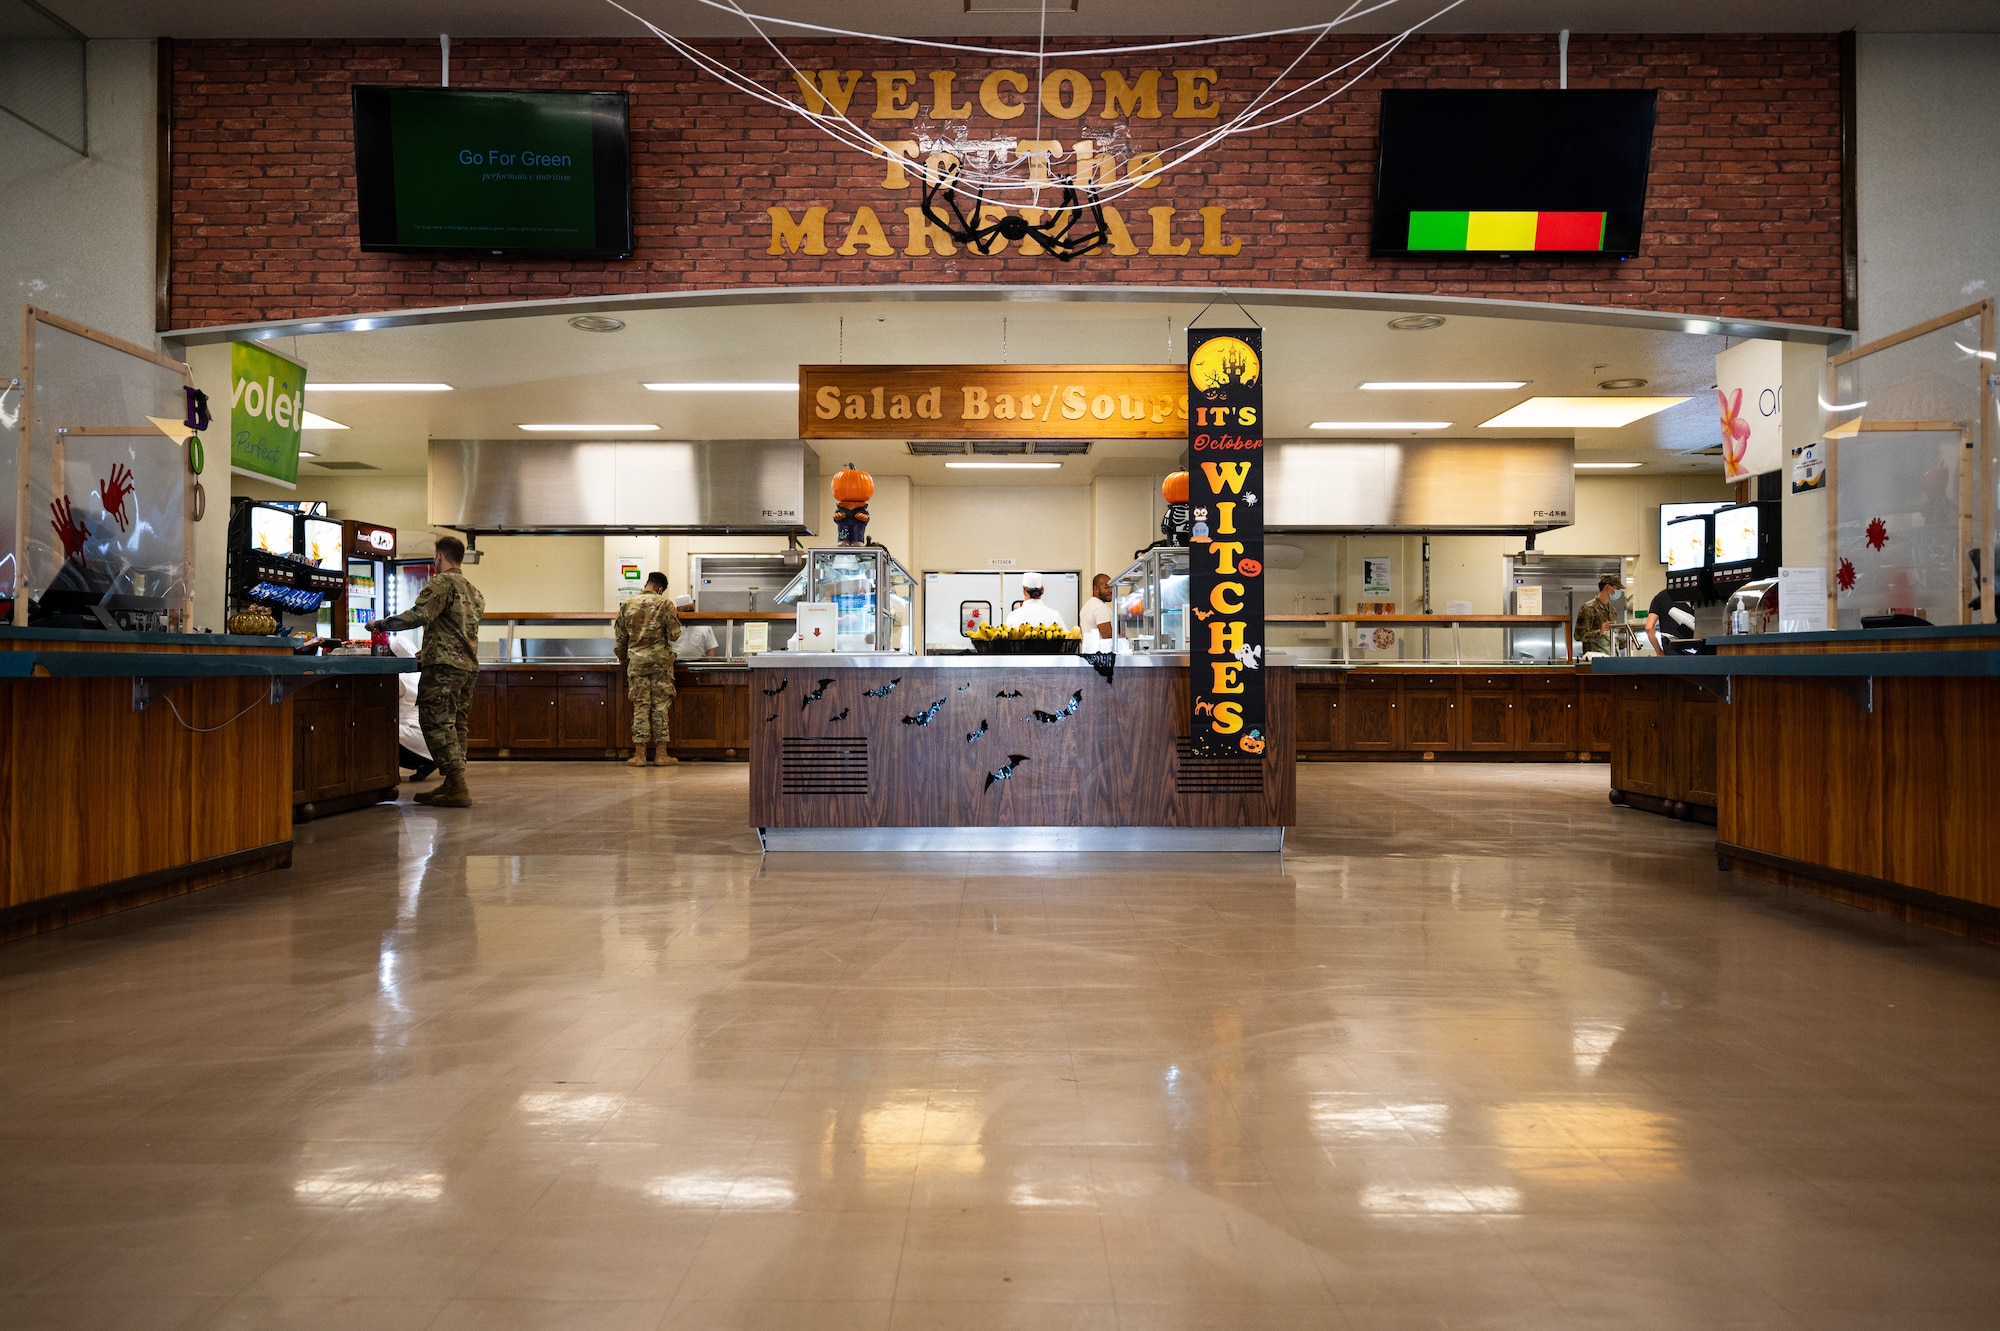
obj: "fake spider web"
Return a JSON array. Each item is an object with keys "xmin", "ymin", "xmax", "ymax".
[{"xmin": 604, "ymin": 0, "xmax": 1465, "ymax": 254}]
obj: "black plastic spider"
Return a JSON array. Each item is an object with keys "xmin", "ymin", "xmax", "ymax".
[{"xmin": 919, "ymin": 156, "xmax": 1111, "ymax": 262}]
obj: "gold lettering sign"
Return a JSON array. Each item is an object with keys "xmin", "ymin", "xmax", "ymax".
[{"xmin": 798, "ymin": 365, "xmax": 1188, "ymax": 440}]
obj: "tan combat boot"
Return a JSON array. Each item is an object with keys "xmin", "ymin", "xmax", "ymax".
[
  {"xmin": 652, "ymin": 748, "xmax": 679, "ymax": 766},
  {"xmin": 416, "ymin": 772, "xmax": 471, "ymax": 807},
  {"xmin": 627, "ymin": 746, "xmax": 650, "ymax": 768}
]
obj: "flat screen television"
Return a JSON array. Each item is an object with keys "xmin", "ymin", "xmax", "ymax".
[
  {"xmin": 247, "ymin": 505, "xmax": 298, "ymax": 557},
  {"xmin": 302, "ymin": 517, "xmax": 344, "ymax": 571},
  {"xmin": 1659, "ymin": 501, "xmax": 1729, "ymax": 564},
  {"xmin": 1371, "ymin": 89, "xmax": 1657, "ymax": 258},
  {"xmin": 353, "ymin": 86, "xmax": 633, "ymax": 257},
  {"xmin": 1665, "ymin": 516, "xmax": 1708, "ymax": 572}
]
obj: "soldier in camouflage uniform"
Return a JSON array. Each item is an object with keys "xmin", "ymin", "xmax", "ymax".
[
  {"xmin": 616, "ymin": 571, "xmax": 682, "ymax": 767},
  {"xmin": 370, "ymin": 536, "xmax": 486, "ymax": 806},
  {"xmin": 1573, "ymin": 574, "xmax": 1623, "ymax": 657}
]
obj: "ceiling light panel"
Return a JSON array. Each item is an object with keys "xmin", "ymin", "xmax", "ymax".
[
  {"xmin": 1481, "ymin": 397, "xmax": 1690, "ymax": 429},
  {"xmin": 642, "ymin": 382, "xmax": 797, "ymax": 392},
  {"xmin": 1309, "ymin": 421, "xmax": 1452, "ymax": 431},
  {"xmin": 1360, "ymin": 381, "xmax": 1527, "ymax": 391},
  {"xmin": 518, "ymin": 423, "xmax": 660, "ymax": 432},
  {"xmin": 945, "ymin": 461, "xmax": 1062, "ymax": 469},
  {"xmin": 300, "ymin": 410, "xmax": 348, "ymax": 430},
  {"xmin": 1574, "ymin": 462, "xmax": 1644, "ymax": 469},
  {"xmin": 306, "ymin": 382, "xmax": 453, "ymax": 392}
]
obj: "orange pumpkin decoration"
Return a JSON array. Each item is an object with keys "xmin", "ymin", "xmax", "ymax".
[
  {"xmin": 1236, "ymin": 557, "xmax": 1263, "ymax": 578},
  {"xmin": 1162, "ymin": 470, "xmax": 1189, "ymax": 504},
  {"xmin": 832, "ymin": 464, "xmax": 875, "ymax": 504},
  {"xmin": 1239, "ymin": 733, "xmax": 1267, "ymax": 754}
]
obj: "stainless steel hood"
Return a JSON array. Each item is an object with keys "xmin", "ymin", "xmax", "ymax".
[
  {"xmin": 428, "ymin": 439, "xmax": 820, "ymax": 535},
  {"xmin": 1263, "ymin": 438, "xmax": 1575, "ymax": 533}
]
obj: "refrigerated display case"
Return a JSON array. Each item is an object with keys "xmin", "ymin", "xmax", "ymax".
[
  {"xmin": 383, "ymin": 557, "xmax": 435, "ymax": 656},
  {"xmin": 1111, "ymin": 547, "xmax": 1190, "ymax": 653},
  {"xmin": 325, "ymin": 521, "xmax": 397, "ymax": 642},
  {"xmin": 775, "ymin": 547, "xmax": 916, "ymax": 653}
]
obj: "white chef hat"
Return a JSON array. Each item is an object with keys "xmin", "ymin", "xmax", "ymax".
[
  {"xmin": 1021, "ymin": 571, "xmax": 1046, "ymax": 591},
  {"xmin": 674, "ymin": 594, "xmax": 695, "ymax": 609}
]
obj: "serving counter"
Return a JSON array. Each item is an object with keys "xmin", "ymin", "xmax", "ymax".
[
  {"xmin": 0, "ymin": 628, "xmax": 415, "ymax": 939},
  {"xmin": 1593, "ymin": 626, "xmax": 2000, "ymax": 942},
  {"xmin": 747, "ymin": 652, "xmax": 1294, "ymax": 851}
]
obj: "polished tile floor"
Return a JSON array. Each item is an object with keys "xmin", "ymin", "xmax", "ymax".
[{"xmin": 3, "ymin": 761, "xmax": 1999, "ymax": 1329}]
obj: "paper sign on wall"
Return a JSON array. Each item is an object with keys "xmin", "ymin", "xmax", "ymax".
[
  {"xmin": 1187, "ymin": 327, "xmax": 1265, "ymax": 759},
  {"xmin": 1362, "ymin": 557, "xmax": 1393, "ymax": 598},
  {"xmin": 1777, "ymin": 565, "xmax": 1827, "ymax": 632},
  {"xmin": 1715, "ymin": 338, "xmax": 1784, "ymax": 482},
  {"xmin": 1790, "ymin": 439, "xmax": 1825, "ymax": 493},
  {"xmin": 229, "ymin": 341, "xmax": 307, "ymax": 488}
]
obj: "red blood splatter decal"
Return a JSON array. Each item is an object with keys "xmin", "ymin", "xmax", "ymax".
[
  {"xmin": 1837, "ymin": 557, "xmax": 1856, "ymax": 591},
  {"xmin": 1865, "ymin": 517, "xmax": 1888, "ymax": 551},
  {"xmin": 50, "ymin": 495, "xmax": 88, "ymax": 564},
  {"xmin": 99, "ymin": 463, "xmax": 134, "ymax": 532}
]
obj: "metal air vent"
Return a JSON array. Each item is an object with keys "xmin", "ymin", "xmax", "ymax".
[
  {"xmin": 309, "ymin": 460, "xmax": 379, "ymax": 470},
  {"xmin": 907, "ymin": 441, "xmax": 970, "ymax": 456},
  {"xmin": 971, "ymin": 440, "xmax": 1030, "ymax": 455},
  {"xmin": 781, "ymin": 737, "xmax": 869, "ymax": 794},
  {"xmin": 1174, "ymin": 738, "xmax": 1264, "ymax": 794},
  {"xmin": 1029, "ymin": 441, "xmax": 1091, "ymax": 456}
]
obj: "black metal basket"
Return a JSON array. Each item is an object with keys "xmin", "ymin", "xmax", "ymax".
[{"xmin": 969, "ymin": 637, "xmax": 1081, "ymax": 655}]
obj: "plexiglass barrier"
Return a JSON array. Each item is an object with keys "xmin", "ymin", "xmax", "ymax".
[{"xmin": 16, "ymin": 311, "xmax": 195, "ymax": 629}]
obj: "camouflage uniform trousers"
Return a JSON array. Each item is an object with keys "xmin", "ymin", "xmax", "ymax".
[
  {"xmin": 627, "ymin": 665, "xmax": 675, "ymax": 744},
  {"xmin": 416, "ymin": 664, "xmax": 479, "ymax": 778}
]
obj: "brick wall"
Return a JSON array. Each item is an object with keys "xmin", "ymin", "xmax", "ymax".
[{"xmin": 168, "ymin": 34, "xmax": 1844, "ymax": 329}]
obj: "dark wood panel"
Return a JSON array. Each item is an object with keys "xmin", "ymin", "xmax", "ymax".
[
  {"xmin": 750, "ymin": 664, "xmax": 1294, "ymax": 829},
  {"xmin": 468, "ymin": 675, "xmax": 501, "ymax": 751},
  {"xmin": 557, "ymin": 682, "xmax": 614, "ymax": 749},
  {"xmin": 1610, "ymin": 680, "xmax": 1669, "ymax": 798},
  {"xmin": 351, "ymin": 677, "xmax": 400, "ymax": 791},
  {"xmin": 1580, "ymin": 678, "xmax": 1614, "ymax": 752},
  {"xmin": 1342, "ymin": 685, "xmax": 1400, "ymax": 751},
  {"xmin": 1680, "ymin": 689, "xmax": 1719, "ymax": 806},
  {"xmin": 504, "ymin": 685, "xmax": 560, "ymax": 749},
  {"xmin": 1461, "ymin": 689, "xmax": 1516, "ymax": 751},
  {"xmin": 1402, "ymin": 687, "xmax": 1456, "ymax": 752},
  {"xmin": 1519, "ymin": 687, "xmax": 1575, "ymax": 751},
  {"xmin": 1294, "ymin": 682, "xmax": 1341, "ymax": 752}
]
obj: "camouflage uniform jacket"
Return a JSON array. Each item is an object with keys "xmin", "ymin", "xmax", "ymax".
[
  {"xmin": 1574, "ymin": 596, "xmax": 1617, "ymax": 655},
  {"xmin": 377, "ymin": 570, "xmax": 485, "ymax": 669},
  {"xmin": 615, "ymin": 591, "xmax": 682, "ymax": 670}
]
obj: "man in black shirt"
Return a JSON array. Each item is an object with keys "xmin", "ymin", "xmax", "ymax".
[{"xmin": 1645, "ymin": 588, "xmax": 1696, "ymax": 653}]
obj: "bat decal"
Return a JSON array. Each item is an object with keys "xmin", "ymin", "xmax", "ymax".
[
  {"xmin": 764, "ymin": 714, "xmax": 777, "ymax": 722},
  {"xmin": 902, "ymin": 699, "xmax": 947, "ymax": 726},
  {"xmin": 995, "ymin": 689, "xmax": 1023, "ymax": 700},
  {"xmin": 1026, "ymin": 689, "xmax": 1084, "ymax": 724},
  {"xmin": 1192, "ymin": 607, "xmax": 1213, "ymax": 621},
  {"xmin": 760, "ymin": 678, "xmax": 788, "ymax": 698},
  {"xmin": 984, "ymin": 753, "xmax": 1030, "ymax": 791},
  {"xmin": 966, "ymin": 718, "xmax": 989, "ymax": 743},
  {"xmin": 956, "ymin": 682, "xmax": 973, "ymax": 692},
  {"xmin": 800, "ymin": 677, "xmax": 836, "ymax": 711},
  {"xmin": 828, "ymin": 707, "xmax": 849, "ymax": 723},
  {"xmin": 864, "ymin": 677, "xmax": 902, "ymax": 698}
]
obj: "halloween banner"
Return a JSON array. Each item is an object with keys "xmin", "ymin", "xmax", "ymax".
[{"xmin": 1187, "ymin": 327, "xmax": 1265, "ymax": 758}]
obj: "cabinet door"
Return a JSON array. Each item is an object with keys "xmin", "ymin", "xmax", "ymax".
[
  {"xmin": 308, "ymin": 699, "xmax": 352, "ymax": 800},
  {"xmin": 1402, "ymin": 682, "xmax": 1457, "ymax": 751},
  {"xmin": 1461, "ymin": 689, "xmax": 1516, "ymax": 750},
  {"xmin": 559, "ymin": 683, "xmax": 613, "ymax": 749},
  {"xmin": 1343, "ymin": 684, "xmax": 1401, "ymax": 750},
  {"xmin": 1294, "ymin": 682, "xmax": 1341, "ymax": 752},
  {"xmin": 1680, "ymin": 687, "xmax": 1720, "ymax": 805},
  {"xmin": 291, "ymin": 698, "xmax": 317, "ymax": 804},
  {"xmin": 672, "ymin": 681, "xmax": 727, "ymax": 750},
  {"xmin": 717, "ymin": 673, "xmax": 755, "ymax": 754},
  {"xmin": 467, "ymin": 674, "xmax": 501, "ymax": 752},
  {"xmin": 1611, "ymin": 681, "xmax": 1669, "ymax": 797},
  {"xmin": 351, "ymin": 677, "xmax": 400, "ymax": 791},
  {"xmin": 1580, "ymin": 678, "xmax": 1614, "ymax": 752},
  {"xmin": 1520, "ymin": 687, "xmax": 1577, "ymax": 751},
  {"xmin": 505, "ymin": 685, "xmax": 560, "ymax": 748}
]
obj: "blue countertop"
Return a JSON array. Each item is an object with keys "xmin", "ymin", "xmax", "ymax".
[
  {"xmin": 1592, "ymin": 651, "xmax": 2000, "ymax": 679},
  {"xmin": 0, "ymin": 625, "xmax": 296, "ymax": 649},
  {"xmin": 0, "ymin": 652, "xmax": 418, "ymax": 680},
  {"xmin": 1722, "ymin": 624, "xmax": 2000, "ymax": 647}
]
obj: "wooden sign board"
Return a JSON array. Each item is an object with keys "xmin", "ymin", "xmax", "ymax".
[{"xmin": 799, "ymin": 364, "xmax": 1187, "ymax": 440}]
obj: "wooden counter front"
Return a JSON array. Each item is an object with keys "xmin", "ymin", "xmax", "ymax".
[
  {"xmin": 748, "ymin": 659, "xmax": 1294, "ymax": 831},
  {"xmin": 1293, "ymin": 667, "xmax": 1610, "ymax": 761},
  {"xmin": 467, "ymin": 663, "xmax": 757, "ymax": 761}
]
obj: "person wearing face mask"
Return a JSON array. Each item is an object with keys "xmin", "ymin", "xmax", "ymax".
[{"xmin": 1574, "ymin": 575, "xmax": 1623, "ymax": 657}]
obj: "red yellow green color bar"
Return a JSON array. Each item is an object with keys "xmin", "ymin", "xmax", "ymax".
[{"xmin": 1407, "ymin": 211, "xmax": 1607, "ymax": 251}]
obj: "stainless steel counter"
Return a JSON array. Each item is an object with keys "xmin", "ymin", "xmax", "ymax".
[{"xmin": 744, "ymin": 652, "xmax": 1294, "ymax": 670}]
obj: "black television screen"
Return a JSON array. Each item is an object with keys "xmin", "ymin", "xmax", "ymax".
[
  {"xmin": 1371, "ymin": 89, "xmax": 1657, "ymax": 258},
  {"xmin": 353, "ymin": 87, "xmax": 632, "ymax": 257},
  {"xmin": 1659, "ymin": 501, "xmax": 1729, "ymax": 564}
]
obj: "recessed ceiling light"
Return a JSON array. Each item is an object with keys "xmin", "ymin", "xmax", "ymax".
[
  {"xmin": 1309, "ymin": 420, "xmax": 1452, "ymax": 431},
  {"xmin": 517, "ymin": 423, "xmax": 660, "ymax": 432},
  {"xmin": 1361, "ymin": 381, "xmax": 1527, "ymax": 391},
  {"xmin": 642, "ymin": 382, "xmax": 797, "ymax": 392},
  {"xmin": 1595, "ymin": 377, "xmax": 1650, "ymax": 391},
  {"xmin": 1574, "ymin": 461, "xmax": 1643, "ymax": 469},
  {"xmin": 306, "ymin": 382, "xmax": 454, "ymax": 392},
  {"xmin": 1387, "ymin": 315, "xmax": 1446, "ymax": 331},
  {"xmin": 1480, "ymin": 397, "xmax": 1690, "ymax": 429},
  {"xmin": 944, "ymin": 460, "xmax": 1062, "ymax": 469},
  {"xmin": 567, "ymin": 315, "xmax": 625, "ymax": 332},
  {"xmin": 300, "ymin": 410, "xmax": 348, "ymax": 430}
]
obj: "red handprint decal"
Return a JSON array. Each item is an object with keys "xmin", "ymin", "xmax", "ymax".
[
  {"xmin": 99, "ymin": 463, "xmax": 135, "ymax": 532},
  {"xmin": 50, "ymin": 495, "xmax": 89, "ymax": 566}
]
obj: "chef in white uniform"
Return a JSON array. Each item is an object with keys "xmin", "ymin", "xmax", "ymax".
[
  {"xmin": 1005, "ymin": 571, "xmax": 1069, "ymax": 630},
  {"xmin": 673, "ymin": 595, "xmax": 720, "ymax": 658}
]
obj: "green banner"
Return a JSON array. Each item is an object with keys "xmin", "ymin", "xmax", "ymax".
[{"xmin": 229, "ymin": 341, "xmax": 307, "ymax": 487}]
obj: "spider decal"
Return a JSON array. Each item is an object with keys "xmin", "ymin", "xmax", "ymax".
[{"xmin": 919, "ymin": 157, "xmax": 1110, "ymax": 263}]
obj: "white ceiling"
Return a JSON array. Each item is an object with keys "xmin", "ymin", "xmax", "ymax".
[
  {"xmin": 212, "ymin": 291, "xmax": 1807, "ymax": 485},
  {"xmin": 47, "ymin": 0, "xmax": 2000, "ymax": 38}
]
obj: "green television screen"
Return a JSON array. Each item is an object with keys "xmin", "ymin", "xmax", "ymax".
[{"xmin": 353, "ymin": 87, "xmax": 632, "ymax": 256}]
